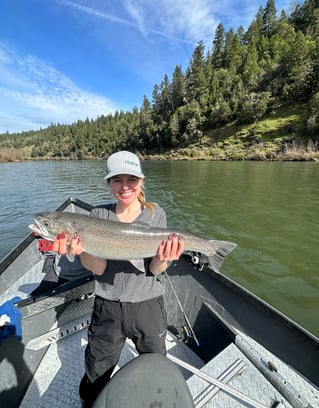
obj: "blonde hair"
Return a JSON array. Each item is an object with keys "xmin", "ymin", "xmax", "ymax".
[{"xmin": 138, "ymin": 187, "xmax": 158, "ymax": 217}]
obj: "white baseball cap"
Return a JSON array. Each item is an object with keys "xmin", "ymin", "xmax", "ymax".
[{"xmin": 104, "ymin": 151, "xmax": 144, "ymax": 180}]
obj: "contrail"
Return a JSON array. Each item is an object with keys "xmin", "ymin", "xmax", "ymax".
[{"xmin": 57, "ymin": 0, "xmax": 192, "ymax": 44}]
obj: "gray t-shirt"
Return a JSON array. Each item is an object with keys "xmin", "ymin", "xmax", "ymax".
[{"xmin": 91, "ymin": 203, "xmax": 167, "ymax": 302}]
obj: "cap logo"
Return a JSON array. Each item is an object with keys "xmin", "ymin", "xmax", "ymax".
[{"xmin": 125, "ymin": 159, "xmax": 139, "ymax": 167}]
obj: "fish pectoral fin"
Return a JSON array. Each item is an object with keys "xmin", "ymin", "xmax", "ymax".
[
  {"xmin": 65, "ymin": 252, "xmax": 75, "ymax": 263},
  {"xmin": 129, "ymin": 259, "xmax": 145, "ymax": 272}
]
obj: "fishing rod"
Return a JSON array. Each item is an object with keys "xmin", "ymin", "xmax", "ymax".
[{"xmin": 164, "ymin": 270, "xmax": 200, "ymax": 347}]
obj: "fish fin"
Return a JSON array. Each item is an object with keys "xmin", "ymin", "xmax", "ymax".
[
  {"xmin": 207, "ymin": 240, "xmax": 237, "ymax": 273},
  {"xmin": 66, "ymin": 252, "xmax": 75, "ymax": 263},
  {"xmin": 129, "ymin": 259, "xmax": 146, "ymax": 272}
]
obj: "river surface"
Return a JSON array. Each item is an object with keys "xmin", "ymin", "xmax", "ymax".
[{"xmin": 0, "ymin": 160, "xmax": 318, "ymax": 337}]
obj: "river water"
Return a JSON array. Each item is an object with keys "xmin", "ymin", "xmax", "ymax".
[{"xmin": 0, "ymin": 160, "xmax": 318, "ymax": 337}]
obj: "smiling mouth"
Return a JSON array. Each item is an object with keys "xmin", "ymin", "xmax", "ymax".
[{"xmin": 120, "ymin": 190, "xmax": 134, "ymax": 196}]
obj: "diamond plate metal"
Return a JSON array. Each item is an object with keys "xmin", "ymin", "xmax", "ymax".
[{"xmin": 18, "ymin": 303, "xmax": 319, "ymax": 408}]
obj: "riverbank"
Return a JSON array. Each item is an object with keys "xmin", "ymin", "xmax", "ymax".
[{"xmin": 2, "ymin": 140, "xmax": 318, "ymax": 163}]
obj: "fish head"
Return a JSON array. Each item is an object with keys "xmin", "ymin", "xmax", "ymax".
[{"xmin": 29, "ymin": 212, "xmax": 74, "ymax": 240}]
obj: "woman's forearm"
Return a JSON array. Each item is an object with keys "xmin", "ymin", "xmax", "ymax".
[
  {"xmin": 80, "ymin": 252, "xmax": 107, "ymax": 275},
  {"xmin": 149, "ymin": 257, "xmax": 168, "ymax": 276}
]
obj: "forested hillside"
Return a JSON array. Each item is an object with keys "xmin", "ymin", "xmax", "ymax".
[{"xmin": 1, "ymin": 0, "xmax": 319, "ymax": 161}]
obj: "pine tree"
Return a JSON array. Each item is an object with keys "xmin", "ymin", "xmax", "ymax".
[
  {"xmin": 263, "ymin": 0, "xmax": 277, "ymax": 36},
  {"xmin": 171, "ymin": 65, "xmax": 186, "ymax": 112},
  {"xmin": 185, "ymin": 41, "xmax": 209, "ymax": 110},
  {"xmin": 211, "ymin": 23, "xmax": 225, "ymax": 69}
]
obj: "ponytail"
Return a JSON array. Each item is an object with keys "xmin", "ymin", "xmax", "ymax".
[{"xmin": 138, "ymin": 188, "xmax": 158, "ymax": 218}]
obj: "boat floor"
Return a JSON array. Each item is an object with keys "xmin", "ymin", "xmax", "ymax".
[
  {"xmin": 18, "ymin": 304, "xmax": 318, "ymax": 408},
  {"xmin": 1, "ymin": 259, "xmax": 319, "ymax": 407}
]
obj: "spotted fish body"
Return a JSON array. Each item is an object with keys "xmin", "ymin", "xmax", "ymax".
[{"xmin": 29, "ymin": 211, "xmax": 236, "ymax": 271}]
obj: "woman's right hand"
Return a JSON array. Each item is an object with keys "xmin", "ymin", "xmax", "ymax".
[
  {"xmin": 52, "ymin": 232, "xmax": 83, "ymax": 256},
  {"xmin": 52, "ymin": 233, "xmax": 106, "ymax": 275}
]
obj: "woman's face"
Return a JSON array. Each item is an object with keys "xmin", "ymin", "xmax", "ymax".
[{"xmin": 109, "ymin": 174, "xmax": 143, "ymax": 206}]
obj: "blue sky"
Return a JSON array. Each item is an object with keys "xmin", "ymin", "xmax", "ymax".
[{"xmin": 0, "ymin": 0, "xmax": 293, "ymax": 134}]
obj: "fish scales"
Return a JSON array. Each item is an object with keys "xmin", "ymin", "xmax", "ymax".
[{"xmin": 29, "ymin": 211, "xmax": 237, "ymax": 271}]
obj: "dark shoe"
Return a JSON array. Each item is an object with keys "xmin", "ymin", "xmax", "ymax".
[
  {"xmin": 80, "ymin": 398, "xmax": 95, "ymax": 408},
  {"xmin": 79, "ymin": 368, "xmax": 115, "ymax": 404},
  {"xmin": 79, "ymin": 374, "xmax": 95, "ymax": 401}
]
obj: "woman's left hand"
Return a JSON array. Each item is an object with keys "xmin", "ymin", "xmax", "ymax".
[{"xmin": 156, "ymin": 233, "xmax": 184, "ymax": 262}]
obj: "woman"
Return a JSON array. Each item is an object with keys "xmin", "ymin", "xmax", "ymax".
[{"xmin": 53, "ymin": 151, "xmax": 184, "ymax": 407}]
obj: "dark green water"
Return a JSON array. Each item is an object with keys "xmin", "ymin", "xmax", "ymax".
[{"xmin": 1, "ymin": 160, "xmax": 318, "ymax": 336}]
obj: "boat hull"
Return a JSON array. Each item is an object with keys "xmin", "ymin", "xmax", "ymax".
[{"xmin": 0, "ymin": 197, "xmax": 318, "ymax": 407}]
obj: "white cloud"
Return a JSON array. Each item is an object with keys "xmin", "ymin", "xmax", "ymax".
[
  {"xmin": 147, "ymin": 0, "xmax": 219, "ymax": 44},
  {"xmin": 57, "ymin": 1, "xmax": 293, "ymax": 54},
  {"xmin": 58, "ymin": 0, "xmax": 140, "ymax": 30},
  {"xmin": 0, "ymin": 42, "xmax": 118, "ymax": 133},
  {"xmin": 126, "ymin": 0, "xmax": 219, "ymax": 46},
  {"xmin": 124, "ymin": 0, "xmax": 147, "ymax": 36}
]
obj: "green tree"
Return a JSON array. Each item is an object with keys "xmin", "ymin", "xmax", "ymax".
[
  {"xmin": 244, "ymin": 7, "xmax": 264, "ymax": 44},
  {"xmin": 224, "ymin": 28, "xmax": 244, "ymax": 75},
  {"xmin": 239, "ymin": 91, "xmax": 273, "ymax": 123},
  {"xmin": 185, "ymin": 41, "xmax": 209, "ymax": 108},
  {"xmin": 289, "ymin": 0, "xmax": 319, "ymax": 37},
  {"xmin": 278, "ymin": 30, "xmax": 316, "ymax": 101},
  {"xmin": 211, "ymin": 23, "xmax": 225, "ymax": 69},
  {"xmin": 263, "ymin": 0, "xmax": 277, "ymax": 36},
  {"xmin": 242, "ymin": 41, "xmax": 261, "ymax": 89},
  {"xmin": 138, "ymin": 96, "xmax": 156, "ymax": 150},
  {"xmin": 171, "ymin": 65, "xmax": 186, "ymax": 112}
]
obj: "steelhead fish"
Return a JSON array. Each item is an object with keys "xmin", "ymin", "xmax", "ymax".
[{"xmin": 29, "ymin": 211, "xmax": 237, "ymax": 272}]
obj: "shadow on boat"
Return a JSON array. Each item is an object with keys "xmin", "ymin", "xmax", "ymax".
[{"xmin": 0, "ymin": 336, "xmax": 40, "ymax": 405}]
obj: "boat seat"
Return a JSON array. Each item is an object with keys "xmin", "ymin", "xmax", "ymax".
[{"xmin": 93, "ymin": 353, "xmax": 195, "ymax": 408}]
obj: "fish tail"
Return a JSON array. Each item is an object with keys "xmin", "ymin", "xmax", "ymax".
[{"xmin": 207, "ymin": 240, "xmax": 237, "ymax": 273}]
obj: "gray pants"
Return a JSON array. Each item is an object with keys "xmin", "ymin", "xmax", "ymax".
[{"xmin": 85, "ymin": 296, "xmax": 167, "ymax": 383}]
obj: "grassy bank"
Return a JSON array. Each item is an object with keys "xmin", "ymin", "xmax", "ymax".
[
  {"xmin": 146, "ymin": 140, "xmax": 319, "ymax": 161},
  {"xmin": 147, "ymin": 105, "xmax": 319, "ymax": 161}
]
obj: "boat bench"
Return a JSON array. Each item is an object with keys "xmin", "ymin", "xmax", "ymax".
[{"xmin": 185, "ymin": 342, "xmax": 288, "ymax": 408}]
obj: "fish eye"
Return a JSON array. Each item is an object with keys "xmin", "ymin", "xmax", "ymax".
[{"xmin": 43, "ymin": 220, "xmax": 51, "ymax": 227}]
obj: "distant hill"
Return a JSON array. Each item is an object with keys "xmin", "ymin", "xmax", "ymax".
[{"xmin": 1, "ymin": 0, "xmax": 318, "ymax": 161}]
